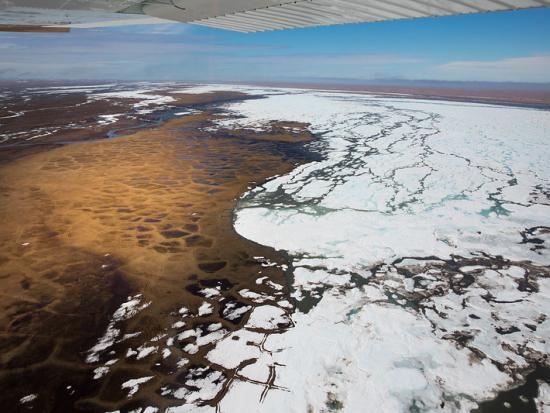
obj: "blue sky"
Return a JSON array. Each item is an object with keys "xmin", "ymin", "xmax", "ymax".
[{"xmin": 1, "ymin": 7, "xmax": 550, "ymax": 83}]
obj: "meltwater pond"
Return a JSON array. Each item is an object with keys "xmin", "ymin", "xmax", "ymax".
[{"xmin": 203, "ymin": 86, "xmax": 550, "ymax": 412}]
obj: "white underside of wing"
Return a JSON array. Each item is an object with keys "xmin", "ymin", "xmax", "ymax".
[
  {"xmin": 186, "ymin": 0, "xmax": 550, "ymax": 32},
  {"xmin": 0, "ymin": 0, "xmax": 548, "ymax": 31}
]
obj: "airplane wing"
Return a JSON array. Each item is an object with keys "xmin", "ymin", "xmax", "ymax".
[{"xmin": 0, "ymin": 0, "xmax": 548, "ymax": 33}]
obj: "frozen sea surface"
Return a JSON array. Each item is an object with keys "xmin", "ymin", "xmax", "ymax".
[{"xmin": 214, "ymin": 87, "xmax": 550, "ymax": 412}]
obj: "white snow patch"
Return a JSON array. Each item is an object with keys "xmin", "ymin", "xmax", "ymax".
[
  {"xmin": 198, "ymin": 302, "xmax": 213, "ymax": 316},
  {"xmin": 121, "ymin": 376, "xmax": 154, "ymax": 398},
  {"xmin": 86, "ymin": 295, "xmax": 150, "ymax": 363},
  {"xmin": 19, "ymin": 394, "xmax": 37, "ymax": 404}
]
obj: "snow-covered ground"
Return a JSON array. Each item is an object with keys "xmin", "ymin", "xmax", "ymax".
[{"xmin": 0, "ymin": 82, "xmax": 184, "ymax": 144}]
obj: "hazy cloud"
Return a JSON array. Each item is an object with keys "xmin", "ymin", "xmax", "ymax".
[
  {"xmin": 228, "ymin": 53, "xmax": 425, "ymax": 65},
  {"xmin": 434, "ymin": 55, "xmax": 550, "ymax": 82}
]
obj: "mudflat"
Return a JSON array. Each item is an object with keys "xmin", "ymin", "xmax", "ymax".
[{"xmin": 0, "ymin": 92, "xmax": 314, "ymax": 412}]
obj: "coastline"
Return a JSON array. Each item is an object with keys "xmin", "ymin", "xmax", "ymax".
[{"xmin": 2, "ymin": 82, "xmax": 549, "ymax": 412}]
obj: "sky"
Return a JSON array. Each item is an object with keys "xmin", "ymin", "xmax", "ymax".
[{"xmin": 1, "ymin": 7, "xmax": 550, "ymax": 84}]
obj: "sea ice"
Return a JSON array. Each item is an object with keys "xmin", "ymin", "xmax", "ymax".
[{"xmin": 224, "ymin": 87, "xmax": 550, "ymax": 411}]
